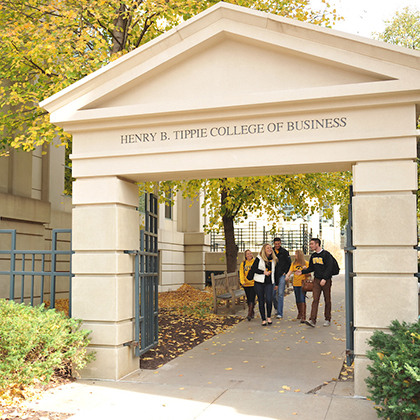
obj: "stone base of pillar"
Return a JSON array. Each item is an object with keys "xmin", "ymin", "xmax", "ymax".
[
  {"xmin": 354, "ymin": 356, "xmax": 371, "ymax": 397},
  {"xmin": 79, "ymin": 345, "xmax": 139, "ymax": 380}
]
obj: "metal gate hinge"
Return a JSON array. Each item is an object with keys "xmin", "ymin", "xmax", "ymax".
[
  {"xmin": 124, "ymin": 250, "xmax": 140, "ymax": 255},
  {"xmin": 123, "ymin": 341, "xmax": 139, "ymax": 348}
]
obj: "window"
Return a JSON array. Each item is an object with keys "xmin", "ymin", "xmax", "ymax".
[{"xmin": 165, "ymin": 190, "xmax": 172, "ymax": 219}]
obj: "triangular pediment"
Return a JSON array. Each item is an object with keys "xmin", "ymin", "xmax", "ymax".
[
  {"xmin": 85, "ymin": 33, "xmax": 393, "ymax": 111},
  {"xmin": 41, "ymin": 2, "xmax": 420, "ymax": 127}
]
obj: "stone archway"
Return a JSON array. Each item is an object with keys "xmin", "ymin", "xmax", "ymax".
[{"xmin": 41, "ymin": 2, "xmax": 419, "ymax": 395}]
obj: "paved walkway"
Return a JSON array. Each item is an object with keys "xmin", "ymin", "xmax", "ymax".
[{"xmin": 27, "ymin": 275, "xmax": 378, "ymax": 419}]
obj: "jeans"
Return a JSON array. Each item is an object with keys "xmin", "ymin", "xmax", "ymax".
[
  {"xmin": 293, "ymin": 286, "xmax": 305, "ymax": 304},
  {"xmin": 274, "ymin": 274, "xmax": 286, "ymax": 317},
  {"xmin": 254, "ymin": 282, "xmax": 273, "ymax": 321}
]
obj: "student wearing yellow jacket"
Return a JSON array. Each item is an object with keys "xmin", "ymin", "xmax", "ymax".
[
  {"xmin": 239, "ymin": 250, "xmax": 255, "ymax": 321},
  {"xmin": 285, "ymin": 249, "xmax": 309, "ymax": 323}
]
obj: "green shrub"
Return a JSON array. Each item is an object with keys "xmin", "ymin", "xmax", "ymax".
[
  {"xmin": 365, "ymin": 319, "xmax": 420, "ymax": 420},
  {"xmin": 0, "ymin": 299, "xmax": 95, "ymax": 391}
]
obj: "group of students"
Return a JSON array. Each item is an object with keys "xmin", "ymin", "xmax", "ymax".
[{"xmin": 239, "ymin": 237, "xmax": 334, "ymax": 328}]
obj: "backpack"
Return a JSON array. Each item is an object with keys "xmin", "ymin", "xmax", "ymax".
[{"xmin": 331, "ymin": 254, "xmax": 340, "ymax": 276}]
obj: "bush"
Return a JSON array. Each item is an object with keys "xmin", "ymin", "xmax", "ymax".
[
  {"xmin": 0, "ymin": 299, "xmax": 94, "ymax": 391},
  {"xmin": 365, "ymin": 319, "xmax": 420, "ymax": 420}
]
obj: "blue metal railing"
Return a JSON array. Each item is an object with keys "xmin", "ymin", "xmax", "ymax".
[
  {"xmin": 0, "ymin": 229, "xmax": 73, "ymax": 317},
  {"xmin": 344, "ymin": 185, "xmax": 355, "ymax": 367}
]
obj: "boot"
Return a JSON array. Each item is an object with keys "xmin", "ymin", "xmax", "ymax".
[
  {"xmin": 296, "ymin": 304, "xmax": 301, "ymax": 320},
  {"xmin": 247, "ymin": 303, "xmax": 254, "ymax": 321},
  {"xmin": 299, "ymin": 302, "xmax": 306, "ymax": 323}
]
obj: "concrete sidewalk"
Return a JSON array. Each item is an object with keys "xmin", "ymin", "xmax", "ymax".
[{"xmin": 26, "ymin": 275, "xmax": 378, "ymax": 419}]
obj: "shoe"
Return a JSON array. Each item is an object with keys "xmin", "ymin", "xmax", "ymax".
[
  {"xmin": 300, "ymin": 319, "xmax": 306, "ymax": 324},
  {"xmin": 276, "ymin": 315, "xmax": 282, "ymax": 319},
  {"xmin": 323, "ymin": 320, "xmax": 330, "ymax": 327},
  {"xmin": 267, "ymin": 318, "xmax": 272, "ymax": 325},
  {"xmin": 262, "ymin": 321, "xmax": 267, "ymax": 326},
  {"xmin": 305, "ymin": 320, "xmax": 316, "ymax": 328}
]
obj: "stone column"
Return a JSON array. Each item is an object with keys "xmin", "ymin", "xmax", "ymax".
[
  {"xmin": 179, "ymin": 196, "xmax": 210, "ymax": 289},
  {"xmin": 72, "ymin": 176, "xmax": 140, "ymax": 380},
  {"xmin": 352, "ymin": 159, "xmax": 418, "ymax": 396}
]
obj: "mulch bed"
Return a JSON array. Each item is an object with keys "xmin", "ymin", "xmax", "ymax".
[{"xmin": 140, "ymin": 308, "xmax": 243, "ymax": 370}]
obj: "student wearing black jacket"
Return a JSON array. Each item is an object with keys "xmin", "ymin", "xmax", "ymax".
[
  {"xmin": 295, "ymin": 238, "xmax": 333, "ymax": 328},
  {"xmin": 272, "ymin": 237, "xmax": 291, "ymax": 319}
]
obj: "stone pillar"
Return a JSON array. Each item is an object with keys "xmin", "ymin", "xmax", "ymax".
[
  {"xmin": 72, "ymin": 176, "xmax": 140, "ymax": 380},
  {"xmin": 179, "ymin": 196, "xmax": 210, "ymax": 289},
  {"xmin": 184, "ymin": 232, "xmax": 210, "ymax": 289},
  {"xmin": 352, "ymin": 159, "xmax": 418, "ymax": 396}
]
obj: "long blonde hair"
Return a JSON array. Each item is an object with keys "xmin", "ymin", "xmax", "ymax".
[
  {"xmin": 243, "ymin": 249, "xmax": 253, "ymax": 264},
  {"xmin": 260, "ymin": 243, "xmax": 278, "ymax": 264},
  {"xmin": 294, "ymin": 249, "xmax": 306, "ymax": 266}
]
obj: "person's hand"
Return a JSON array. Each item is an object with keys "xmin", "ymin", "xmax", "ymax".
[
  {"xmin": 274, "ymin": 285, "xmax": 278, "ymax": 291},
  {"xmin": 264, "ymin": 270, "xmax": 271, "ymax": 276},
  {"xmin": 320, "ymin": 279, "xmax": 326, "ymax": 286},
  {"xmin": 295, "ymin": 270, "xmax": 302, "ymax": 276}
]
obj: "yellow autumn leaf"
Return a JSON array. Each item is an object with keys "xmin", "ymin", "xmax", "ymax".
[
  {"xmin": 282, "ymin": 385, "xmax": 291, "ymax": 390},
  {"xmin": 225, "ymin": 367, "xmax": 233, "ymax": 371}
]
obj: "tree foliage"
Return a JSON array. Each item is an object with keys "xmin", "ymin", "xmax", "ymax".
[
  {"xmin": 0, "ymin": 0, "xmax": 341, "ymax": 154},
  {"xmin": 375, "ymin": 6, "xmax": 420, "ymax": 49},
  {"xmin": 149, "ymin": 172, "xmax": 351, "ymax": 271}
]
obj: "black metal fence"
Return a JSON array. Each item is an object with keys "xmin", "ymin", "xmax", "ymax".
[{"xmin": 210, "ymin": 223, "xmax": 312, "ymax": 254}]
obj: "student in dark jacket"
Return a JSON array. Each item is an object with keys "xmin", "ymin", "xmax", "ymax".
[
  {"xmin": 247, "ymin": 243, "xmax": 280, "ymax": 326},
  {"xmin": 295, "ymin": 238, "xmax": 333, "ymax": 328},
  {"xmin": 272, "ymin": 237, "xmax": 291, "ymax": 319}
]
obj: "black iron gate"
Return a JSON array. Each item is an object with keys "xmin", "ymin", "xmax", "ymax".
[
  {"xmin": 344, "ymin": 185, "xmax": 355, "ymax": 366},
  {"xmin": 125, "ymin": 193, "xmax": 159, "ymax": 356}
]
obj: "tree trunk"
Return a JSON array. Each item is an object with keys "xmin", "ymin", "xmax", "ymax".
[
  {"xmin": 221, "ymin": 187, "xmax": 238, "ymax": 273},
  {"xmin": 112, "ymin": 4, "xmax": 128, "ymax": 54}
]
